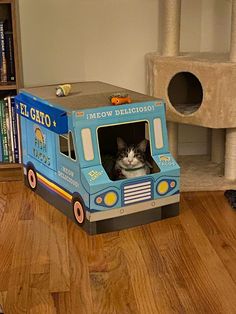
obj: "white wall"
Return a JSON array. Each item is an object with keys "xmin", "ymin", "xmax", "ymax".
[
  {"xmin": 18, "ymin": 0, "xmax": 232, "ymax": 155},
  {"xmin": 19, "ymin": 0, "xmax": 158, "ymax": 93},
  {"xmin": 201, "ymin": 0, "xmax": 231, "ymax": 52}
]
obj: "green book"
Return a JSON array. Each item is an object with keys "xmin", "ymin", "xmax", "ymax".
[{"xmin": 0, "ymin": 99, "xmax": 9, "ymax": 162}]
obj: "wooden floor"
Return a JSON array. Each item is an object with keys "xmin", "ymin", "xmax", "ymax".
[{"xmin": 1, "ymin": 182, "xmax": 236, "ymax": 314}]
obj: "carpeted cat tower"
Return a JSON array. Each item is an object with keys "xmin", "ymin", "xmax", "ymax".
[{"xmin": 146, "ymin": 0, "xmax": 236, "ymax": 191}]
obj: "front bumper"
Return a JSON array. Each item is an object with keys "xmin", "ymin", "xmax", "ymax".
[{"xmin": 86, "ymin": 193, "xmax": 180, "ymax": 222}]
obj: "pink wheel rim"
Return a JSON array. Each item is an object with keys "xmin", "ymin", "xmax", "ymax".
[
  {"xmin": 73, "ymin": 201, "xmax": 84, "ymax": 224},
  {"xmin": 28, "ymin": 169, "xmax": 37, "ymax": 189}
]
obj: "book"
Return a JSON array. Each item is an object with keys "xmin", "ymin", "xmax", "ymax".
[
  {"xmin": 7, "ymin": 97, "xmax": 15, "ymax": 162},
  {"xmin": 0, "ymin": 132, "xmax": 2, "ymax": 162},
  {"xmin": 11, "ymin": 97, "xmax": 20, "ymax": 163},
  {"xmin": 5, "ymin": 31, "xmax": 15, "ymax": 82},
  {"xmin": 0, "ymin": 20, "xmax": 7, "ymax": 83},
  {"xmin": 5, "ymin": 97, "xmax": 13, "ymax": 162},
  {"xmin": 0, "ymin": 97, "xmax": 21, "ymax": 163},
  {"xmin": 0, "ymin": 99, "xmax": 9, "ymax": 162}
]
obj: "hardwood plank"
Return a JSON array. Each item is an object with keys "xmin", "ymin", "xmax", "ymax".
[
  {"xmin": 182, "ymin": 193, "xmax": 236, "ymax": 290},
  {"xmin": 202, "ymin": 191, "xmax": 236, "ymax": 237},
  {"xmin": 0, "ymin": 291, "xmax": 7, "ymax": 314},
  {"xmin": 67, "ymin": 223, "xmax": 92, "ymax": 314},
  {"xmin": 30, "ymin": 273, "xmax": 50, "ymax": 290},
  {"xmin": 138, "ymin": 221, "xmax": 192, "ymax": 313},
  {"xmin": 29, "ymin": 288, "xmax": 56, "ymax": 314},
  {"xmin": 90, "ymin": 232, "xmax": 139, "ymax": 314},
  {"xmin": 87, "ymin": 234, "xmax": 107, "ymax": 273},
  {"xmin": 211, "ymin": 191, "xmax": 236, "ymax": 230},
  {"xmin": 0, "ymin": 182, "xmax": 23, "ymax": 291},
  {"xmin": 0, "ymin": 163, "xmax": 22, "ymax": 169},
  {"xmin": 19, "ymin": 186, "xmax": 35, "ymax": 221},
  {"xmin": 1, "ymin": 182, "xmax": 236, "ymax": 313},
  {"xmin": 119, "ymin": 227, "xmax": 162, "ymax": 314},
  {"xmin": 29, "ymin": 273, "xmax": 56, "ymax": 313},
  {"xmin": 30, "ymin": 198, "xmax": 50, "ymax": 275},
  {"xmin": 187, "ymin": 191, "xmax": 236, "ymax": 260},
  {"xmin": 5, "ymin": 220, "xmax": 33, "ymax": 314},
  {"xmin": 180, "ymin": 193, "xmax": 236, "ymax": 313},
  {"xmin": 147, "ymin": 218, "xmax": 223, "ymax": 313},
  {"xmin": 0, "ymin": 166, "xmax": 23, "ymax": 182},
  {"xmin": 0, "ymin": 183, "xmax": 7, "ymax": 223},
  {"xmin": 49, "ymin": 207, "xmax": 70, "ymax": 293},
  {"xmin": 0, "ymin": 83, "xmax": 17, "ymax": 90},
  {"xmin": 51, "ymin": 292, "xmax": 71, "ymax": 314},
  {"xmin": 0, "ymin": 1, "xmax": 14, "ymax": 6}
]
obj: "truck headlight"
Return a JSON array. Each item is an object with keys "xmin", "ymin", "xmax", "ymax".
[
  {"xmin": 157, "ymin": 180, "xmax": 169, "ymax": 195},
  {"xmin": 95, "ymin": 191, "xmax": 118, "ymax": 207},
  {"xmin": 156, "ymin": 179, "xmax": 177, "ymax": 195},
  {"xmin": 104, "ymin": 191, "xmax": 117, "ymax": 207}
]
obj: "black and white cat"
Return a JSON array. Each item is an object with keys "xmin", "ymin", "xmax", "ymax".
[{"xmin": 114, "ymin": 137, "xmax": 151, "ymax": 179}]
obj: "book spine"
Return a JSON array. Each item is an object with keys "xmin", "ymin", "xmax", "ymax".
[
  {"xmin": 4, "ymin": 98, "xmax": 13, "ymax": 162},
  {"xmin": 11, "ymin": 97, "xmax": 19, "ymax": 163},
  {"xmin": 7, "ymin": 96, "xmax": 15, "ymax": 162},
  {"xmin": 0, "ymin": 23, "xmax": 2, "ymax": 78},
  {"xmin": 0, "ymin": 132, "xmax": 2, "ymax": 162},
  {"xmin": 5, "ymin": 31, "xmax": 15, "ymax": 82},
  {"xmin": 16, "ymin": 111, "xmax": 22, "ymax": 164},
  {"xmin": 0, "ymin": 99, "xmax": 9, "ymax": 162},
  {"xmin": 0, "ymin": 21, "xmax": 7, "ymax": 83}
]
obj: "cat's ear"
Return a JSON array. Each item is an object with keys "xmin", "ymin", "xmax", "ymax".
[
  {"xmin": 117, "ymin": 137, "xmax": 127, "ymax": 150},
  {"xmin": 137, "ymin": 139, "xmax": 147, "ymax": 152}
]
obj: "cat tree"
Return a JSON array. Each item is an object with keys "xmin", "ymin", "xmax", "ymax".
[{"xmin": 146, "ymin": 0, "xmax": 236, "ymax": 191}]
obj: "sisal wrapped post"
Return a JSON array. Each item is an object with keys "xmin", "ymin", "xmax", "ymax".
[
  {"xmin": 225, "ymin": 128, "xmax": 236, "ymax": 180},
  {"xmin": 162, "ymin": 0, "xmax": 181, "ymax": 157},
  {"xmin": 211, "ymin": 129, "xmax": 225, "ymax": 164},
  {"xmin": 162, "ymin": 0, "xmax": 181, "ymax": 56},
  {"xmin": 167, "ymin": 121, "xmax": 178, "ymax": 159}
]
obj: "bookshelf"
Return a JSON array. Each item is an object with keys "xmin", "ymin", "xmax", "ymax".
[{"xmin": 0, "ymin": 0, "xmax": 23, "ymax": 181}]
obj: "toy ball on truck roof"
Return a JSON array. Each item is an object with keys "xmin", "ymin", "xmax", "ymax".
[{"xmin": 15, "ymin": 81, "xmax": 180, "ymax": 235}]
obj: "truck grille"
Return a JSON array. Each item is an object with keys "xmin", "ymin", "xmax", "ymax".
[{"xmin": 123, "ymin": 180, "xmax": 152, "ymax": 205}]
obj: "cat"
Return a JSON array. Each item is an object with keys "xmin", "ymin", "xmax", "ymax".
[{"xmin": 114, "ymin": 137, "xmax": 151, "ymax": 180}]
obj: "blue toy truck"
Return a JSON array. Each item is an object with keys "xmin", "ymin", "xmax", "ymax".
[{"xmin": 15, "ymin": 81, "xmax": 180, "ymax": 234}]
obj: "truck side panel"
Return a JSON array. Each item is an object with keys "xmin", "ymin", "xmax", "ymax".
[{"xmin": 24, "ymin": 119, "xmax": 57, "ymax": 171}]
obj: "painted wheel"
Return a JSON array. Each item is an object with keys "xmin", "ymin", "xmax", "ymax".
[
  {"xmin": 27, "ymin": 168, "xmax": 37, "ymax": 190},
  {"xmin": 73, "ymin": 200, "xmax": 85, "ymax": 224}
]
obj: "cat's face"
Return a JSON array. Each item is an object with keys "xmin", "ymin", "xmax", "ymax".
[{"xmin": 116, "ymin": 137, "xmax": 147, "ymax": 169}]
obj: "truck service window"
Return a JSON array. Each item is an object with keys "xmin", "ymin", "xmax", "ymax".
[
  {"xmin": 81, "ymin": 128, "xmax": 94, "ymax": 161},
  {"xmin": 153, "ymin": 118, "xmax": 164, "ymax": 149},
  {"xmin": 59, "ymin": 132, "xmax": 76, "ymax": 160}
]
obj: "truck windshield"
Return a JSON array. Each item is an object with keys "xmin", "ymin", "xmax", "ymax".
[{"xmin": 97, "ymin": 121, "xmax": 160, "ymax": 181}]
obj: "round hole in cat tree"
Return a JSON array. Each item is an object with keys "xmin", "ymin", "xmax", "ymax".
[{"xmin": 167, "ymin": 72, "xmax": 203, "ymax": 115}]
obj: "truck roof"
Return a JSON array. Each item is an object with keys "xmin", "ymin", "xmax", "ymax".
[{"xmin": 21, "ymin": 81, "xmax": 159, "ymax": 111}]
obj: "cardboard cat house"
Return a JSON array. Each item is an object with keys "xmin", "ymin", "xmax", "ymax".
[
  {"xmin": 146, "ymin": 0, "xmax": 236, "ymax": 191},
  {"xmin": 15, "ymin": 81, "xmax": 180, "ymax": 235}
]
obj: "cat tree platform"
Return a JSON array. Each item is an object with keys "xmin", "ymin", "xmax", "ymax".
[
  {"xmin": 179, "ymin": 155, "xmax": 236, "ymax": 192},
  {"xmin": 146, "ymin": 52, "xmax": 236, "ymax": 128},
  {"xmin": 146, "ymin": 0, "xmax": 236, "ymax": 186},
  {"xmin": 146, "ymin": 51, "xmax": 236, "ymax": 183}
]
